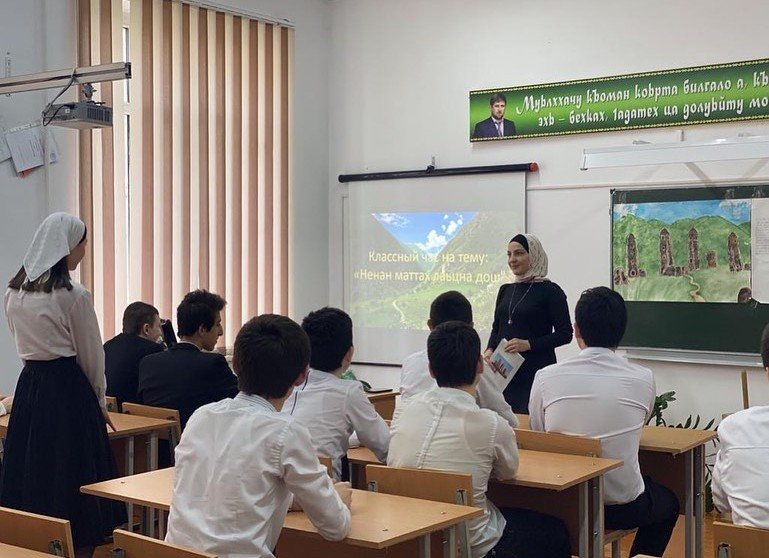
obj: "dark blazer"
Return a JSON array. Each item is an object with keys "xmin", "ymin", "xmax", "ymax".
[
  {"xmin": 473, "ymin": 117, "xmax": 516, "ymax": 139},
  {"xmin": 105, "ymin": 333, "xmax": 164, "ymax": 405},
  {"xmin": 137, "ymin": 342, "xmax": 238, "ymax": 429}
]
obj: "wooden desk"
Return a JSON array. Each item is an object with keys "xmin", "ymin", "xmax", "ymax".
[
  {"xmin": 347, "ymin": 446, "xmax": 622, "ymax": 558},
  {"xmin": 512, "ymin": 414, "xmax": 716, "ymax": 558},
  {"xmin": 0, "ymin": 543, "xmax": 58, "ymax": 558},
  {"xmin": 2, "ymin": 412, "xmax": 174, "ymax": 537},
  {"xmin": 82, "ymin": 468, "xmax": 483, "ymax": 558},
  {"xmin": 367, "ymin": 390, "xmax": 397, "ymax": 420}
]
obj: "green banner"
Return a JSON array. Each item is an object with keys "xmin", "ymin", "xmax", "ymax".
[{"xmin": 469, "ymin": 59, "xmax": 769, "ymax": 141}]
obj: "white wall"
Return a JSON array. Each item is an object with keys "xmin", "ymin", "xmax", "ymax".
[
  {"xmin": 0, "ymin": 0, "xmax": 332, "ymax": 393},
  {"xmin": 328, "ymin": 0, "xmax": 769, "ymax": 424},
  {"xmin": 0, "ymin": 0, "xmax": 78, "ymax": 393}
]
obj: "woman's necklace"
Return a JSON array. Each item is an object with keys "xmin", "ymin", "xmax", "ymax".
[{"xmin": 507, "ymin": 281, "xmax": 534, "ymax": 325}]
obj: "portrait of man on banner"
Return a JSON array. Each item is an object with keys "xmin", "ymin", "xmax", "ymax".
[{"xmin": 472, "ymin": 91, "xmax": 516, "ymax": 139}]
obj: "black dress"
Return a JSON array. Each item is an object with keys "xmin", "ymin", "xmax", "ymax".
[
  {"xmin": 0, "ymin": 358, "xmax": 126, "ymax": 546},
  {"xmin": 487, "ymin": 281, "xmax": 573, "ymax": 413}
]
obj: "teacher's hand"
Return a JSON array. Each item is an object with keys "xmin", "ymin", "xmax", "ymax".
[{"xmin": 504, "ymin": 338, "xmax": 531, "ymax": 353}]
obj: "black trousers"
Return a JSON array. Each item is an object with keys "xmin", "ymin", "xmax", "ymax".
[
  {"xmin": 484, "ymin": 507, "xmax": 571, "ymax": 558},
  {"xmin": 604, "ymin": 476, "xmax": 680, "ymax": 557}
]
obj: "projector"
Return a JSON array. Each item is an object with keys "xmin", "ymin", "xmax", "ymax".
[{"xmin": 42, "ymin": 101, "xmax": 113, "ymax": 129}]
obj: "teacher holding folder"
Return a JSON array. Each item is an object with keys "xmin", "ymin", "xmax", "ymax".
[{"xmin": 484, "ymin": 234, "xmax": 573, "ymax": 413}]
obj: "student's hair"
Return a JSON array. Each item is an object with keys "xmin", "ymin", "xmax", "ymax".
[
  {"xmin": 234, "ymin": 314, "xmax": 311, "ymax": 398},
  {"xmin": 430, "ymin": 291, "xmax": 473, "ymax": 326},
  {"xmin": 426, "ymin": 321, "xmax": 481, "ymax": 388},
  {"xmin": 122, "ymin": 301, "xmax": 160, "ymax": 335},
  {"xmin": 490, "ymin": 92, "xmax": 507, "ymax": 105},
  {"xmin": 301, "ymin": 307, "xmax": 353, "ymax": 372},
  {"xmin": 575, "ymin": 287, "xmax": 627, "ymax": 348},
  {"xmin": 176, "ymin": 289, "xmax": 226, "ymax": 336},
  {"xmin": 8, "ymin": 227, "xmax": 87, "ymax": 293},
  {"xmin": 761, "ymin": 323, "xmax": 769, "ymax": 369}
]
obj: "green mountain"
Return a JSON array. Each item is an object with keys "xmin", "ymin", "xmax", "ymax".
[{"xmin": 613, "ymin": 213, "xmax": 751, "ymax": 273}]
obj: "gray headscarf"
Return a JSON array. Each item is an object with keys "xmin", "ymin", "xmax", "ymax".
[{"xmin": 510, "ymin": 233, "xmax": 549, "ymax": 283}]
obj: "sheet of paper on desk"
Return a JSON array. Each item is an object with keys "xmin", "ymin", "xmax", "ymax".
[{"xmin": 6, "ymin": 122, "xmax": 57, "ymax": 173}]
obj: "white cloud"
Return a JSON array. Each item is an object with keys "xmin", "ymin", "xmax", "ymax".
[
  {"xmin": 615, "ymin": 203, "xmax": 638, "ymax": 218},
  {"xmin": 445, "ymin": 220, "xmax": 459, "ymax": 236},
  {"xmin": 441, "ymin": 224, "xmax": 447, "ymax": 232},
  {"xmin": 443, "ymin": 214, "xmax": 449, "ymax": 220},
  {"xmin": 417, "ymin": 230, "xmax": 448, "ymax": 252},
  {"xmin": 375, "ymin": 213, "xmax": 409, "ymax": 228}
]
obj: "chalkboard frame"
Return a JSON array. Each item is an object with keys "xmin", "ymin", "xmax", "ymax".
[{"xmin": 611, "ymin": 184, "xmax": 769, "ymax": 360}]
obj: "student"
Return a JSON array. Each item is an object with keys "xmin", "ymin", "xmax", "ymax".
[
  {"xmin": 104, "ymin": 301, "xmax": 164, "ymax": 405},
  {"xmin": 390, "ymin": 321, "xmax": 571, "ymax": 558},
  {"xmin": 282, "ymin": 307, "xmax": 389, "ymax": 480},
  {"xmin": 399, "ymin": 290, "xmax": 517, "ymax": 427},
  {"xmin": 0, "ymin": 213, "xmax": 124, "ymax": 557},
  {"xmin": 166, "ymin": 314, "xmax": 352, "ymax": 558},
  {"xmin": 712, "ymin": 323, "xmax": 769, "ymax": 528},
  {"xmin": 529, "ymin": 287, "xmax": 679, "ymax": 557},
  {"xmin": 138, "ymin": 289, "xmax": 237, "ymax": 429}
]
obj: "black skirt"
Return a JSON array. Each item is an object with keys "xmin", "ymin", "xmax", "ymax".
[{"xmin": 0, "ymin": 357, "xmax": 126, "ymax": 547}]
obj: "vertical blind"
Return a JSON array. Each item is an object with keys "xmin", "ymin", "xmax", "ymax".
[{"xmin": 77, "ymin": 0, "xmax": 292, "ymax": 346}]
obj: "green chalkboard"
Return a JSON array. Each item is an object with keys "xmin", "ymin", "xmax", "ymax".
[{"xmin": 611, "ymin": 185, "xmax": 769, "ymax": 355}]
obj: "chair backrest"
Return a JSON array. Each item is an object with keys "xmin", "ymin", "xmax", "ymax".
[
  {"xmin": 713, "ymin": 521, "xmax": 769, "ymax": 557},
  {"xmin": 515, "ymin": 428, "xmax": 602, "ymax": 457},
  {"xmin": 0, "ymin": 506, "xmax": 75, "ymax": 557},
  {"xmin": 365, "ymin": 464, "xmax": 473, "ymax": 506},
  {"xmin": 318, "ymin": 455, "xmax": 333, "ymax": 477},
  {"xmin": 122, "ymin": 402, "xmax": 182, "ymax": 443},
  {"xmin": 113, "ymin": 529, "xmax": 217, "ymax": 558},
  {"xmin": 105, "ymin": 396, "xmax": 119, "ymax": 413}
]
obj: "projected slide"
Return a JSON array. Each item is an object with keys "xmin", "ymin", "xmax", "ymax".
[
  {"xmin": 350, "ymin": 210, "xmax": 517, "ymax": 330},
  {"xmin": 612, "ymin": 199, "xmax": 752, "ymax": 303}
]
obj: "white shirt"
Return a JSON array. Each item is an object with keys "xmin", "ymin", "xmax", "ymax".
[
  {"xmin": 0, "ymin": 402, "xmax": 6, "ymax": 416},
  {"xmin": 528, "ymin": 347, "xmax": 655, "ymax": 505},
  {"xmin": 4, "ymin": 284, "xmax": 107, "ymax": 407},
  {"xmin": 389, "ymin": 387, "xmax": 519, "ymax": 558},
  {"xmin": 399, "ymin": 349, "xmax": 518, "ymax": 427},
  {"xmin": 712, "ymin": 405, "xmax": 769, "ymax": 529},
  {"xmin": 166, "ymin": 393, "xmax": 351, "ymax": 558},
  {"xmin": 282, "ymin": 369, "xmax": 390, "ymax": 480}
]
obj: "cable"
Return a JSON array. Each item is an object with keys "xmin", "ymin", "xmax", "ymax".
[{"xmin": 41, "ymin": 68, "xmax": 77, "ymax": 126}]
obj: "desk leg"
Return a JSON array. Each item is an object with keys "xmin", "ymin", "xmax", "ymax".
[
  {"xmin": 159, "ymin": 510, "xmax": 166, "ymax": 539},
  {"xmin": 146, "ymin": 432, "xmax": 158, "ymax": 537},
  {"xmin": 578, "ymin": 481, "xmax": 589, "ymax": 558},
  {"xmin": 444, "ymin": 525, "xmax": 457, "ymax": 558},
  {"xmin": 125, "ymin": 436, "xmax": 134, "ymax": 532},
  {"xmin": 685, "ymin": 449, "xmax": 694, "ymax": 558},
  {"xmin": 419, "ymin": 533, "xmax": 431, "ymax": 558},
  {"xmin": 694, "ymin": 445, "xmax": 704, "ymax": 558},
  {"xmin": 590, "ymin": 476, "xmax": 604, "ymax": 558}
]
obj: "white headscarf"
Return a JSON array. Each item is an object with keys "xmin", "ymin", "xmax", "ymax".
[
  {"xmin": 512, "ymin": 233, "xmax": 549, "ymax": 283},
  {"xmin": 23, "ymin": 213, "xmax": 86, "ymax": 282}
]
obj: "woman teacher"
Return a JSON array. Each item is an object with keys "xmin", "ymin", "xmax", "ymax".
[
  {"xmin": 484, "ymin": 233, "xmax": 572, "ymax": 413},
  {"xmin": 1, "ymin": 213, "xmax": 124, "ymax": 557}
]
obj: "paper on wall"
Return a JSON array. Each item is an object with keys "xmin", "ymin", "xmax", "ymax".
[
  {"xmin": 0, "ymin": 117, "xmax": 11, "ymax": 163},
  {"xmin": 751, "ymin": 198, "xmax": 769, "ymax": 303},
  {"xmin": 5, "ymin": 121, "xmax": 57, "ymax": 174}
]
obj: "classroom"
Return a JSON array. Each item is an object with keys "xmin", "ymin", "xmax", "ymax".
[{"xmin": 1, "ymin": 1, "xmax": 769, "ymax": 557}]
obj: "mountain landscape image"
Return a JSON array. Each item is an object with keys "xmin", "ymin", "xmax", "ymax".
[
  {"xmin": 351, "ymin": 211, "xmax": 520, "ymax": 329},
  {"xmin": 612, "ymin": 200, "xmax": 752, "ymax": 303}
]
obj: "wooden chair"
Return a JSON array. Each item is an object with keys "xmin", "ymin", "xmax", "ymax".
[
  {"xmin": 105, "ymin": 395, "xmax": 119, "ymax": 412},
  {"xmin": 318, "ymin": 454, "xmax": 333, "ymax": 477},
  {"xmin": 0, "ymin": 506, "xmax": 75, "ymax": 557},
  {"xmin": 112, "ymin": 529, "xmax": 217, "ymax": 557},
  {"xmin": 366, "ymin": 464, "xmax": 474, "ymax": 558},
  {"xmin": 713, "ymin": 520, "xmax": 769, "ymax": 557},
  {"xmin": 122, "ymin": 402, "xmax": 182, "ymax": 460},
  {"xmin": 514, "ymin": 429, "xmax": 635, "ymax": 557},
  {"xmin": 514, "ymin": 428, "xmax": 602, "ymax": 457}
]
